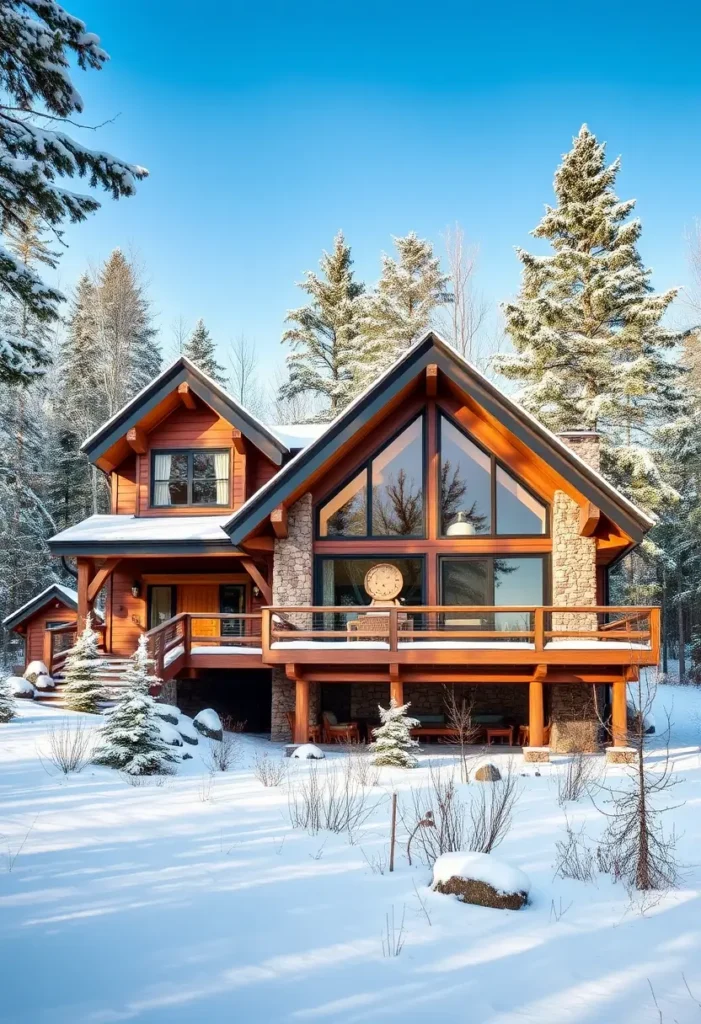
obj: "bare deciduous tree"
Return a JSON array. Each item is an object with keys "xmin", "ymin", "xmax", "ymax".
[
  {"xmin": 442, "ymin": 684, "xmax": 480, "ymax": 782},
  {"xmin": 440, "ymin": 223, "xmax": 487, "ymax": 363},
  {"xmin": 227, "ymin": 333, "xmax": 269, "ymax": 419}
]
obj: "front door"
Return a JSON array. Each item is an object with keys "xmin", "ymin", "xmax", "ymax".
[
  {"xmin": 220, "ymin": 584, "xmax": 246, "ymax": 637},
  {"xmin": 148, "ymin": 586, "xmax": 176, "ymax": 630}
]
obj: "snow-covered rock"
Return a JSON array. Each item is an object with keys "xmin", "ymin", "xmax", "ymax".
[
  {"xmin": 24, "ymin": 661, "xmax": 49, "ymax": 684},
  {"xmin": 193, "ymin": 709, "xmax": 223, "ymax": 741},
  {"xmin": 157, "ymin": 721, "xmax": 184, "ymax": 747},
  {"xmin": 34, "ymin": 674, "xmax": 55, "ymax": 691},
  {"xmin": 176, "ymin": 715, "xmax": 198, "ymax": 745},
  {"xmin": 291, "ymin": 743, "xmax": 325, "ymax": 760},
  {"xmin": 8, "ymin": 676, "xmax": 35, "ymax": 699},
  {"xmin": 433, "ymin": 852, "xmax": 530, "ymax": 910},
  {"xmin": 154, "ymin": 703, "xmax": 180, "ymax": 726}
]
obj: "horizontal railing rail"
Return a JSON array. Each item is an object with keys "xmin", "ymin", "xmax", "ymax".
[
  {"xmin": 144, "ymin": 613, "xmax": 263, "ymax": 678},
  {"xmin": 44, "ymin": 620, "xmax": 106, "ymax": 676}
]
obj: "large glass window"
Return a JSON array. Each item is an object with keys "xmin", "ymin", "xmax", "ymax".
[
  {"xmin": 317, "ymin": 417, "xmax": 424, "ymax": 538},
  {"xmin": 319, "ymin": 557, "xmax": 424, "ymax": 607},
  {"xmin": 496, "ymin": 466, "xmax": 547, "ymax": 535},
  {"xmin": 440, "ymin": 417, "xmax": 491, "ymax": 535},
  {"xmin": 152, "ymin": 450, "xmax": 230, "ymax": 507},
  {"xmin": 440, "ymin": 556, "xmax": 545, "ymax": 632}
]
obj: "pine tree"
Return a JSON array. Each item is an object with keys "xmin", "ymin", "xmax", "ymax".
[
  {"xmin": 280, "ymin": 232, "xmax": 365, "ymax": 420},
  {"xmin": 368, "ymin": 698, "xmax": 420, "ymax": 768},
  {"xmin": 0, "ymin": 2, "xmax": 147, "ymax": 384},
  {"xmin": 496, "ymin": 125, "xmax": 686, "ymax": 513},
  {"xmin": 0, "ymin": 676, "xmax": 16, "ymax": 723},
  {"xmin": 61, "ymin": 617, "xmax": 104, "ymax": 714},
  {"xmin": 93, "ymin": 635, "xmax": 179, "ymax": 775},
  {"xmin": 183, "ymin": 319, "xmax": 227, "ymax": 384},
  {"xmin": 357, "ymin": 232, "xmax": 451, "ymax": 385}
]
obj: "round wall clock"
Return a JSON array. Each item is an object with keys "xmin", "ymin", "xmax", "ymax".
[{"xmin": 364, "ymin": 563, "xmax": 404, "ymax": 602}]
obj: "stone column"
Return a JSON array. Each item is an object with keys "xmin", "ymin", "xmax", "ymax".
[{"xmin": 270, "ymin": 494, "xmax": 316, "ymax": 741}]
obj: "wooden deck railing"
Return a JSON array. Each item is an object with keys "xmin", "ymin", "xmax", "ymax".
[
  {"xmin": 43, "ymin": 621, "xmax": 106, "ymax": 676},
  {"xmin": 145, "ymin": 613, "xmax": 263, "ymax": 679}
]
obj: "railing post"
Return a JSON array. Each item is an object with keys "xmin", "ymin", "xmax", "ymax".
[
  {"xmin": 389, "ymin": 607, "xmax": 398, "ymax": 652},
  {"xmin": 650, "ymin": 607, "xmax": 661, "ymax": 664},
  {"xmin": 184, "ymin": 614, "xmax": 191, "ymax": 660},
  {"xmin": 534, "ymin": 607, "xmax": 544, "ymax": 652},
  {"xmin": 261, "ymin": 608, "xmax": 271, "ymax": 658}
]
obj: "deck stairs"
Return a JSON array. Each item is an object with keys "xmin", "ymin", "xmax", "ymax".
[{"xmin": 35, "ymin": 655, "xmax": 132, "ymax": 709}]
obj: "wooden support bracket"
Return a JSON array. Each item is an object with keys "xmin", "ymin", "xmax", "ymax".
[
  {"xmin": 241, "ymin": 557, "xmax": 273, "ymax": 604},
  {"xmin": 242, "ymin": 536, "xmax": 275, "ymax": 552},
  {"xmin": 579, "ymin": 501, "xmax": 601, "ymax": 537},
  {"xmin": 87, "ymin": 557, "xmax": 122, "ymax": 603},
  {"xmin": 178, "ymin": 382, "xmax": 196, "ymax": 409},
  {"xmin": 270, "ymin": 505, "xmax": 288, "ymax": 539},
  {"xmin": 126, "ymin": 427, "xmax": 147, "ymax": 454},
  {"xmin": 426, "ymin": 363, "xmax": 438, "ymax": 397},
  {"xmin": 232, "ymin": 428, "xmax": 246, "ymax": 454}
]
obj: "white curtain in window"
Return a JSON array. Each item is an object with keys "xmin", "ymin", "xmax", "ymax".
[
  {"xmin": 214, "ymin": 452, "xmax": 229, "ymax": 504},
  {"xmin": 154, "ymin": 453, "xmax": 172, "ymax": 506}
]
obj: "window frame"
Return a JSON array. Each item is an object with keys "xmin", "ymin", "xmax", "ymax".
[
  {"xmin": 438, "ymin": 553, "xmax": 550, "ymax": 606},
  {"xmin": 150, "ymin": 448, "xmax": 232, "ymax": 509},
  {"xmin": 437, "ymin": 413, "xmax": 549, "ymax": 539},
  {"xmin": 315, "ymin": 414, "xmax": 427, "ymax": 540},
  {"xmin": 314, "ymin": 553, "xmax": 427, "ymax": 605}
]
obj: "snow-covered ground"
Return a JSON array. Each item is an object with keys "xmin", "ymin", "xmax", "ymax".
[{"xmin": 1, "ymin": 683, "xmax": 701, "ymax": 1023}]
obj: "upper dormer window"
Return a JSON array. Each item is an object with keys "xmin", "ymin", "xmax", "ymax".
[{"xmin": 152, "ymin": 450, "xmax": 230, "ymax": 507}]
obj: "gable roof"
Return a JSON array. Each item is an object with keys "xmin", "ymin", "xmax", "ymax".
[
  {"xmin": 2, "ymin": 584, "xmax": 79, "ymax": 630},
  {"xmin": 223, "ymin": 332, "xmax": 655, "ymax": 546},
  {"xmin": 48, "ymin": 514, "xmax": 236, "ymax": 556},
  {"xmin": 81, "ymin": 355, "xmax": 289, "ymax": 467}
]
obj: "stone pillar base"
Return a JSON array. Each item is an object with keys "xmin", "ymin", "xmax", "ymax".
[
  {"xmin": 523, "ymin": 746, "xmax": 550, "ymax": 763},
  {"xmin": 157, "ymin": 680, "xmax": 177, "ymax": 706},
  {"xmin": 606, "ymin": 746, "xmax": 637, "ymax": 765}
]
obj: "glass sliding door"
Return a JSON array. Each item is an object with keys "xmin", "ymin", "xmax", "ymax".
[
  {"xmin": 220, "ymin": 584, "xmax": 246, "ymax": 637},
  {"xmin": 148, "ymin": 586, "xmax": 176, "ymax": 630},
  {"xmin": 440, "ymin": 556, "xmax": 545, "ymax": 634}
]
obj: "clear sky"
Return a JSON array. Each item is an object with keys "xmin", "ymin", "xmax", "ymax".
[{"xmin": 55, "ymin": 0, "xmax": 701, "ymax": 375}]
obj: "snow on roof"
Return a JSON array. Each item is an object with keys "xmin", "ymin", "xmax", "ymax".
[
  {"xmin": 2, "ymin": 583, "xmax": 79, "ymax": 627},
  {"xmin": 267, "ymin": 423, "xmax": 327, "ymax": 449},
  {"xmin": 50, "ymin": 514, "xmax": 233, "ymax": 545}
]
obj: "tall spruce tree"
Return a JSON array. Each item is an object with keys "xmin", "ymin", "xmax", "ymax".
[
  {"xmin": 183, "ymin": 319, "xmax": 227, "ymax": 384},
  {"xmin": 357, "ymin": 232, "xmax": 451, "ymax": 386},
  {"xmin": 0, "ymin": 2, "xmax": 146, "ymax": 384},
  {"xmin": 280, "ymin": 231, "xmax": 365, "ymax": 420},
  {"xmin": 496, "ymin": 125, "xmax": 685, "ymax": 513},
  {"xmin": 61, "ymin": 617, "xmax": 104, "ymax": 714}
]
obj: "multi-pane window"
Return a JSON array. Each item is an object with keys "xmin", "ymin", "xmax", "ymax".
[{"xmin": 152, "ymin": 450, "xmax": 230, "ymax": 507}]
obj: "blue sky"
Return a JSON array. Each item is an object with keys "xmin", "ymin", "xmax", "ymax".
[{"xmin": 55, "ymin": 0, "xmax": 701, "ymax": 374}]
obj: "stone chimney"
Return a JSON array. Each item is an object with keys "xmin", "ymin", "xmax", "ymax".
[{"xmin": 557, "ymin": 430, "xmax": 601, "ymax": 473}]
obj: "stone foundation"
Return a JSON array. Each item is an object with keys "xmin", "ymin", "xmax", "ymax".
[
  {"xmin": 349, "ymin": 682, "xmax": 529, "ymax": 725},
  {"xmin": 271, "ymin": 668, "xmax": 319, "ymax": 741},
  {"xmin": 549, "ymin": 684, "xmax": 601, "ymax": 753},
  {"xmin": 523, "ymin": 747, "xmax": 550, "ymax": 763},
  {"xmin": 606, "ymin": 746, "xmax": 637, "ymax": 764},
  {"xmin": 157, "ymin": 680, "xmax": 177, "ymax": 706}
]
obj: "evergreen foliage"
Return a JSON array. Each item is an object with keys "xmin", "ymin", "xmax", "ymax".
[
  {"xmin": 357, "ymin": 232, "xmax": 451, "ymax": 386},
  {"xmin": 183, "ymin": 319, "xmax": 227, "ymax": 384},
  {"xmin": 0, "ymin": 676, "xmax": 16, "ymax": 723},
  {"xmin": 496, "ymin": 125, "xmax": 686, "ymax": 513},
  {"xmin": 0, "ymin": 1, "xmax": 146, "ymax": 384},
  {"xmin": 368, "ymin": 698, "xmax": 420, "ymax": 768},
  {"xmin": 61, "ymin": 617, "xmax": 104, "ymax": 714},
  {"xmin": 92, "ymin": 636, "xmax": 179, "ymax": 775},
  {"xmin": 280, "ymin": 232, "xmax": 365, "ymax": 419}
]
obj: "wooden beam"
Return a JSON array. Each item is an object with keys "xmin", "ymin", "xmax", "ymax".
[
  {"xmin": 178, "ymin": 381, "xmax": 196, "ymax": 409},
  {"xmin": 529, "ymin": 677, "xmax": 545, "ymax": 747},
  {"xmin": 242, "ymin": 536, "xmax": 275, "ymax": 552},
  {"xmin": 241, "ymin": 557, "xmax": 272, "ymax": 604},
  {"xmin": 294, "ymin": 676, "xmax": 310, "ymax": 744},
  {"xmin": 426, "ymin": 363, "xmax": 438, "ymax": 397},
  {"xmin": 579, "ymin": 501, "xmax": 601, "ymax": 537},
  {"xmin": 390, "ymin": 678, "xmax": 404, "ymax": 706},
  {"xmin": 232, "ymin": 428, "xmax": 246, "ymax": 454},
  {"xmin": 76, "ymin": 558, "xmax": 94, "ymax": 632},
  {"xmin": 270, "ymin": 505, "xmax": 288, "ymax": 539},
  {"xmin": 87, "ymin": 557, "xmax": 121, "ymax": 603},
  {"xmin": 611, "ymin": 679, "xmax": 628, "ymax": 747},
  {"xmin": 126, "ymin": 427, "xmax": 147, "ymax": 455}
]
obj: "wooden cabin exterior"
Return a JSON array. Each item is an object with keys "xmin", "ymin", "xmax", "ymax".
[
  {"xmin": 31, "ymin": 336, "xmax": 659, "ymax": 754},
  {"xmin": 3, "ymin": 584, "xmax": 80, "ymax": 672}
]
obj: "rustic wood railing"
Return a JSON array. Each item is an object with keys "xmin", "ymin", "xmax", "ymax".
[
  {"xmin": 261, "ymin": 605, "xmax": 661, "ymax": 659},
  {"xmin": 43, "ymin": 621, "xmax": 106, "ymax": 676},
  {"xmin": 145, "ymin": 613, "xmax": 263, "ymax": 679}
]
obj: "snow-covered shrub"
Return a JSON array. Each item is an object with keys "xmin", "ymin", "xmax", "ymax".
[
  {"xmin": 368, "ymin": 699, "xmax": 420, "ymax": 768},
  {"xmin": 43, "ymin": 718, "xmax": 94, "ymax": 775},
  {"xmin": 62, "ymin": 617, "xmax": 104, "ymax": 713},
  {"xmin": 345, "ymin": 748, "xmax": 380, "ymax": 788},
  {"xmin": 203, "ymin": 733, "xmax": 239, "ymax": 772},
  {"xmin": 557, "ymin": 752, "xmax": 600, "ymax": 805},
  {"xmin": 157, "ymin": 721, "xmax": 184, "ymax": 747},
  {"xmin": 287, "ymin": 760, "xmax": 381, "ymax": 835},
  {"xmin": 7, "ymin": 676, "xmax": 35, "ymax": 699},
  {"xmin": 176, "ymin": 715, "xmax": 198, "ymax": 745},
  {"xmin": 193, "ymin": 708, "xmax": 223, "ymax": 741},
  {"xmin": 154, "ymin": 703, "xmax": 180, "ymax": 726},
  {"xmin": 0, "ymin": 677, "xmax": 17, "ymax": 722},
  {"xmin": 92, "ymin": 635, "xmax": 179, "ymax": 776},
  {"xmin": 253, "ymin": 752, "xmax": 287, "ymax": 787},
  {"xmin": 24, "ymin": 660, "xmax": 49, "ymax": 684},
  {"xmin": 34, "ymin": 674, "xmax": 55, "ymax": 691},
  {"xmin": 554, "ymin": 820, "xmax": 596, "ymax": 883}
]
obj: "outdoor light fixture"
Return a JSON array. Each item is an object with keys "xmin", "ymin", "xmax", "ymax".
[
  {"xmin": 252, "ymin": 585, "xmax": 261, "ymax": 598},
  {"xmin": 446, "ymin": 512, "xmax": 477, "ymax": 537},
  {"xmin": 131, "ymin": 581, "xmax": 141, "ymax": 599}
]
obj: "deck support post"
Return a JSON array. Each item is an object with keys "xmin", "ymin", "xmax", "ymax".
[
  {"xmin": 529, "ymin": 675, "xmax": 545, "ymax": 748},
  {"xmin": 294, "ymin": 676, "xmax": 310, "ymax": 745},
  {"xmin": 76, "ymin": 558, "xmax": 94, "ymax": 633},
  {"xmin": 389, "ymin": 677, "xmax": 403, "ymax": 707},
  {"xmin": 611, "ymin": 679, "xmax": 628, "ymax": 747}
]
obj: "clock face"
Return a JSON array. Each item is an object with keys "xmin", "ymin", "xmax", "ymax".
[{"xmin": 364, "ymin": 563, "xmax": 404, "ymax": 601}]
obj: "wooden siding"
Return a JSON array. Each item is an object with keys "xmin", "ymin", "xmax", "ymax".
[
  {"xmin": 25, "ymin": 604, "xmax": 77, "ymax": 666},
  {"xmin": 113, "ymin": 455, "xmax": 137, "ymax": 514}
]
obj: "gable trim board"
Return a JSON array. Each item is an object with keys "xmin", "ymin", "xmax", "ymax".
[
  {"xmin": 81, "ymin": 356, "xmax": 288, "ymax": 468},
  {"xmin": 3, "ymin": 584, "xmax": 104, "ymax": 631},
  {"xmin": 223, "ymin": 333, "xmax": 654, "ymax": 547}
]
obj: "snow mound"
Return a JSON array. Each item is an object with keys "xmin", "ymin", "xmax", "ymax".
[
  {"xmin": 7, "ymin": 676, "xmax": 35, "ymax": 699},
  {"xmin": 291, "ymin": 743, "xmax": 325, "ymax": 760},
  {"xmin": 154, "ymin": 703, "xmax": 180, "ymax": 726},
  {"xmin": 177, "ymin": 715, "xmax": 199, "ymax": 745},
  {"xmin": 193, "ymin": 709, "xmax": 223, "ymax": 740},
  {"xmin": 433, "ymin": 852, "xmax": 530, "ymax": 896},
  {"xmin": 157, "ymin": 721, "xmax": 184, "ymax": 747},
  {"xmin": 34, "ymin": 674, "xmax": 55, "ymax": 691},
  {"xmin": 24, "ymin": 661, "xmax": 49, "ymax": 683}
]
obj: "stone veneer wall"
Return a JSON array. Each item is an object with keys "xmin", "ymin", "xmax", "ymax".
[
  {"xmin": 350, "ymin": 683, "xmax": 528, "ymax": 726},
  {"xmin": 270, "ymin": 493, "xmax": 318, "ymax": 741},
  {"xmin": 158, "ymin": 680, "xmax": 177, "ymax": 706},
  {"xmin": 550, "ymin": 432, "xmax": 601, "ymax": 753}
]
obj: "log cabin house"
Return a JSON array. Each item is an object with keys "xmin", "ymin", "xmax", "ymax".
[{"xmin": 15, "ymin": 333, "xmax": 659, "ymax": 755}]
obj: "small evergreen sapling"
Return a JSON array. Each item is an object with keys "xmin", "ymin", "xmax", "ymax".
[
  {"xmin": 93, "ymin": 635, "xmax": 179, "ymax": 776},
  {"xmin": 369, "ymin": 699, "xmax": 420, "ymax": 768},
  {"xmin": 0, "ymin": 676, "xmax": 16, "ymax": 723},
  {"xmin": 62, "ymin": 616, "xmax": 104, "ymax": 713}
]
